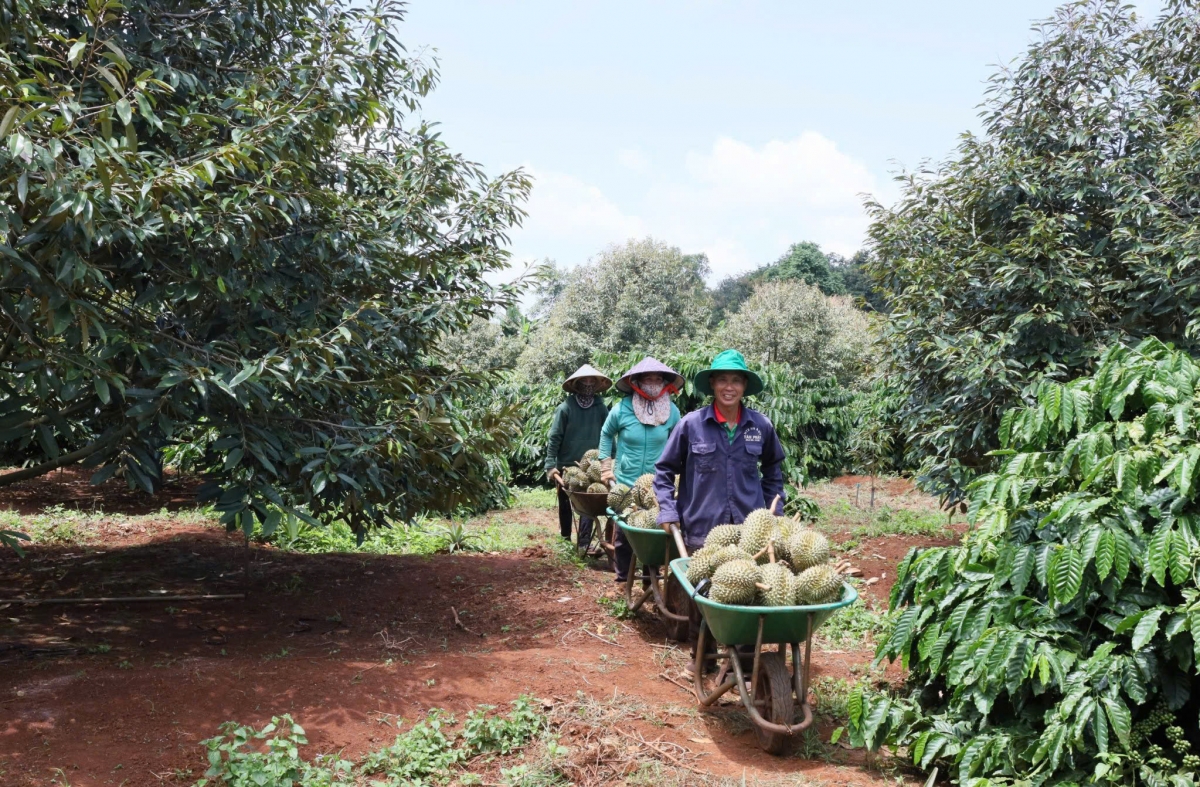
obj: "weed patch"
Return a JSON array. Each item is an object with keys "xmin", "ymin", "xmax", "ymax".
[{"xmin": 199, "ymin": 697, "xmax": 552, "ymax": 786}]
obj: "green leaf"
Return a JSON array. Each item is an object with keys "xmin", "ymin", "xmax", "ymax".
[
  {"xmin": 94, "ymin": 375, "xmax": 111, "ymax": 405},
  {"xmin": 1050, "ymin": 546, "xmax": 1084, "ymax": 604},
  {"xmin": 1132, "ymin": 608, "xmax": 1165, "ymax": 650},
  {"xmin": 229, "ymin": 365, "xmax": 255, "ymax": 388},
  {"xmin": 1102, "ymin": 697, "xmax": 1131, "ymax": 748},
  {"xmin": 68, "ymin": 38, "xmax": 88, "ymax": 66},
  {"xmin": 1094, "ymin": 530, "xmax": 1115, "ymax": 580},
  {"xmin": 0, "ymin": 105, "xmax": 19, "ymax": 138},
  {"xmin": 115, "ymin": 98, "xmax": 132, "ymax": 126},
  {"xmin": 1148, "ymin": 522, "xmax": 1172, "ymax": 587}
]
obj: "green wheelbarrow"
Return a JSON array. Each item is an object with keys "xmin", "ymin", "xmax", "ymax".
[
  {"xmin": 669, "ymin": 556, "xmax": 857, "ymax": 754},
  {"xmin": 610, "ymin": 508, "xmax": 691, "ymax": 641}
]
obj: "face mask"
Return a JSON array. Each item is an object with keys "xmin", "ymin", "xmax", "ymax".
[
  {"xmin": 575, "ymin": 380, "xmax": 596, "ymax": 397},
  {"xmin": 639, "ymin": 380, "xmax": 665, "ymax": 399}
]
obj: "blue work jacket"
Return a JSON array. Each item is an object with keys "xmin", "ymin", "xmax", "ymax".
[{"xmin": 653, "ymin": 404, "xmax": 786, "ymax": 548}]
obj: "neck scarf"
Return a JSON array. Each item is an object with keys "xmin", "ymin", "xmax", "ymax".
[
  {"xmin": 630, "ymin": 380, "xmax": 673, "ymax": 426},
  {"xmin": 574, "ymin": 381, "xmax": 596, "ymax": 409}
]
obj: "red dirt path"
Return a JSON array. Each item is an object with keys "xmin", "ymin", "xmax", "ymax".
[{"xmin": 0, "ymin": 471, "xmax": 947, "ymax": 786}]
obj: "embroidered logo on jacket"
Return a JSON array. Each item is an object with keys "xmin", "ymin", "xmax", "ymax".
[{"xmin": 743, "ymin": 426, "xmax": 763, "ymax": 443}]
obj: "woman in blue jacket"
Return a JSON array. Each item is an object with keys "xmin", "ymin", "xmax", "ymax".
[{"xmin": 597, "ymin": 357, "xmax": 683, "ymax": 581}]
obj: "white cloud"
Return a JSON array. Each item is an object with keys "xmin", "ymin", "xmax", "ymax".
[
  {"xmin": 509, "ymin": 168, "xmax": 644, "ymax": 264},
  {"xmin": 616, "ymin": 147, "xmax": 651, "ymax": 172},
  {"xmin": 511, "ymin": 133, "xmax": 887, "ymax": 280}
]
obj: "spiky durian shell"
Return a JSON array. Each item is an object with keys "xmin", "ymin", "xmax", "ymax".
[
  {"xmin": 794, "ymin": 564, "xmax": 843, "ymax": 605},
  {"xmin": 704, "ymin": 524, "xmax": 742, "ymax": 549},
  {"xmin": 757, "ymin": 563, "xmax": 794, "ymax": 606},
  {"xmin": 789, "ymin": 530, "xmax": 831, "ymax": 572},
  {"xmin": 710, "ymin": 559, "xmax": 760, "ymax": 605},
  {"xmin": 739, "ymin": 509, "xmax": 775, "ymax": 556},
  {"xmin": 586, "ymin": 482, "xmax": 608, "ymax": 493},
  {"xmin": 607, "ymin": 483, "xmax": 631, "ymax": 511}
]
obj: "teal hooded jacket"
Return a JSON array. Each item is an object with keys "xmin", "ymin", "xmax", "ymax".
[{"xmin": 597, "ymin": 396, "xmax": 681, "ymax": 486}]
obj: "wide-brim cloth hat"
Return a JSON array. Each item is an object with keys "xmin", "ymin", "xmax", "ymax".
[
  {"xmin": 562, "ymin": 364, "xmax": 613, "ymax": 394},
  {"xmin": 693, "ymin": 349, "xmax": 765, "ymax": 397},
  {"xmin": 615, "ymin": 357, "xmax": 684, "ymax": 394}
]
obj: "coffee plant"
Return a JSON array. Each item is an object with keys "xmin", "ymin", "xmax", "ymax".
[{"xmin": 850, "ymin": 338, "xmax": 1200, "ymax": 786}]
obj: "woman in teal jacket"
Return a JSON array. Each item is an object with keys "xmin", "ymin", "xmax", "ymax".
[{"xmin": 598, "ymin": 357, "xmax": 683, "ymax": 581}]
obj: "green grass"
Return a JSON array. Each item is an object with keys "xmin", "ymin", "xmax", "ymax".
[
  {"xmin": 0, "ymin": 504, "xmax": 216, "ymax": 546},
  {"xmin": 511, "ymin": 486, "xmax": 557, "ymax": 510},
  {"xmin": 817, "ymin": 594, "xmax": 888, "ymax": 648},
  {"xmin": 815, "ymin": 498, "xmax": 950, "ymax": 541},
  {"xmin": 276, "ymin": 511, "xmax": 551, "ymax": 558},
  {"xmin": 200, "ymin": 697, "xmax": 558, "ymax": 786}
]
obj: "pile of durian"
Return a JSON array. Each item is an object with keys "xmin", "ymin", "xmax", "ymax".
[
  {"xmin": 613, "ymin": 473, "xmax": 657, "ymax": 527},
  {"xmin": 686, "ymin": 503, "xmax": 846, "ymax": 607},
  {"xmin": 562, "ymin": 449, "xmax": 609, "ymax": 494}
]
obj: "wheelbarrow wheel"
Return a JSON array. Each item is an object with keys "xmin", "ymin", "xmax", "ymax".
[
  {"xmin": 752, "ymin": 652, "xmax": 795, "ymax": 754},
  {"xmin": 662, "ymin": 572, "xmax": 690, "ymax": 642}
]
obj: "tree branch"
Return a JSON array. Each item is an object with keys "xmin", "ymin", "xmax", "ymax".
[{"xmin": 0, "ymin": 427, "xmax": 131, "ymax": 488}]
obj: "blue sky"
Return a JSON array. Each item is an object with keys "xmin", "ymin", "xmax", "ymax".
[{"xmin": 401, "ymin": 1, "xmax": 1161, "ymax": 281}]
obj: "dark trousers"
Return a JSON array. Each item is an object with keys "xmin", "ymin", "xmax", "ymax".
[
  {"xmin": 613, "ymin": 524, "xmax": 633, "ymax": 581},
  {"xmin": 556, "ymin": 488, "xmax": 593, "ymax": 546}
]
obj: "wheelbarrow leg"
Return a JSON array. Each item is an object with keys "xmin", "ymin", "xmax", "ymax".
[{"xmin": 692, "ymin": 620, "xmax": 736, "ymax": 706}]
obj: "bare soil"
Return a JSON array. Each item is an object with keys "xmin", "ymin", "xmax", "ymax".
[{"xmin": 0, "ymin": 471, "xmax": 951, "ymax": 786}]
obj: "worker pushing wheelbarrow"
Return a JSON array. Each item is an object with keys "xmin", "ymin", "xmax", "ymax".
[
  {"xmin": 596, "ymin": 356, "xmax": 682, "ymax": 583},
  {"xmin": 651, "ymin": 351, "xmax": 787, "ymax": 657},
  {"xmin": 544, "ymin": 365, "xmax": 611, "ymax": 553}
]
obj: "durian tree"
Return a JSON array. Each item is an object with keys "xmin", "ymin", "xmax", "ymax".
[
  {"xmin": 516, "ymin": 239, "xmax": 713, "ymax": 383},
  {"xmin": 0, "ymin": 0, "xmax": 529, "ymax": 538},
  {"xmin": 716, "ymin": 279, "xmax": 874, "ymax": 385},
  {"xmin": 866, "ymin": 0, "xmax": 1200, "ymax": 503},
  {"xmin": 851, "ymin": 338, "xmax": 1200, "ymax": 785}
]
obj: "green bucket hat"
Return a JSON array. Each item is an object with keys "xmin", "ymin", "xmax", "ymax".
[{"xmin": 693, "ymin": 349, "xmax": 764, "ymax": 397}]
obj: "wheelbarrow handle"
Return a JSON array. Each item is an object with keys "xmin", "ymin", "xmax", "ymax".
[{"xmin": 665, "ymin": 522, "xmax": 689, "ymax": 558}]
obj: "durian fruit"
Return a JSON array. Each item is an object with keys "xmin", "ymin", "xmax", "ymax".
[
  {"xmin": 631, "ymin": 473, "xmax": 656, "ymax": 509},
  {"xmin": 794, "ymin": 564, "xmax": 844, "ymax": 605},
  {"xmin": 563, "ymin": 467, "xmax": 587, "ymax": 491},
  {"xmin": 627, "ymin": 509, "xmax": 658, "ymax": 529},
  {"xmin": 686, "ymin": 545, "xmax": 721, "ymax": 585},
  {"xmin": 607, "ymin": 483, "xmax": 632, "ymax": 511},
  {"xmin": 789, "ymin": 530, "xmax": 831, "ymax": 572},
  {"xmin": 586, "ymin": 462, "xmax": 604, "ymax": 483},
  {"xmin": 757, "ymin": 563, "xmax": 795, "ymax": 607},
  {"xmin": 704, "ymin": 524, "xmax": 742, "ymax": 549},
  {"xmin": 739, "ymin": 508, "xmax": 776, "ymax": 559},
  {"xmin": 709, "ymin": 559, "xmax": 760, "ymax": 605},
  {"xmin": 586, "ymin": 482, "xmax": 608, "ymax": 493},
  {"xmin": 766, "ymin": 526, "xmax": 791, "ymax": 565},
  {"xmin": 776, "ymin": 517, "xmax": 793, "ymax": 541},
  {"xmin": 687, "ymin": 544, "xmax": 753, "ymax": 584},
  {"xmin": 582, "ymin": 448, "xmax": 600, "ymax": 464}
]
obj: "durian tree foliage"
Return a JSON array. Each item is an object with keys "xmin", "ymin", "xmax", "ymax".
[
  {"xmin": 716, "ymin": 279, "xmax": 875, "ymax": 385},
  {"xmin": 0, "ymin": 0, "xmax": 529, "ymax": 536},
  {"xmin": 866, "ymin": 0, "xmax": 1200, "ymax": 503},
  {"xmin": 851, "ymin": 339, "xmax": 1200, "ymax": 786},
  {"xmin": 516, "ymin": 239, "xmax": 713, "ymax": 384}
]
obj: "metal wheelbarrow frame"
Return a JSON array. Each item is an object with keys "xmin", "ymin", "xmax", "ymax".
[
  {"xmin": 610, "ymin": 508, "xmax": 691, "ymax": 641},
  {"xmin": 669, "ymin": 556, "xmax": 857, "ymax": 754}
]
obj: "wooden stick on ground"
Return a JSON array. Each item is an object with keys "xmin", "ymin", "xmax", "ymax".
[
  {"xmin": 451, "ymin": 606, "xmax": 482, "ymax": 637},
  {"xmin": 613, "ymin": 727, "xmax": 707, "ymax": 775}
]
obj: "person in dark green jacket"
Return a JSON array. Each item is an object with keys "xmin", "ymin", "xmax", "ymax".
[
  {"xmin": 597, "ymin": 357, "xmax": 682, "ymax": 581},
  {"xmin": 545, "ymin": 364, "xmax": 611, "ymax": 546}
]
